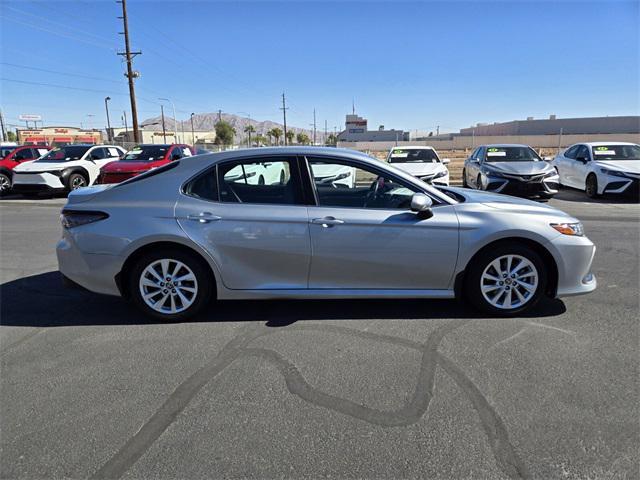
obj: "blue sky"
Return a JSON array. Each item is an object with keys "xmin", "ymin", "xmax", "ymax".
[{"xmin": 1, "ymin": 0, "xmax": 638, "ymax": 134}]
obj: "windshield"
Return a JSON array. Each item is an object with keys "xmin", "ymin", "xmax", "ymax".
[
  {"xmin": 122, "ymin": 146, "xmax": 169, "ymax": 161},
  {"xmin": 592, "ymin": 145, "xmax": 640, "ymax": 161},
  {"xmin": 388, "ymin": 148, "xmax": 439, "ymax": 163},
  {"xmin": 0, "ymin": 146, "xmax": 17, "ymax": 158},
  {"xmin": 37, "ymin": 146, "xmax": 90, "ymax": 162},
  {"xmin": 485, "ymin": 146, "xmax": 541, "ymax": 162}
]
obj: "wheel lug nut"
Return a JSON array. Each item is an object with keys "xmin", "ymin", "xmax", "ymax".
[
  {"xmin": 160, "ymin": 282, "xmax": 164, "ymax": 286},
  {"xmin": 511, "ymin": 274, "xmax": 516, "ymax": 278},
  {"xmin": 499, "ymin": 281, "xmax": 504, "ymax": 285},
  {"xmin": 163, "ymin": 289, "xmax": 168, "ymax": 294},
  {"xmin": 505, "ymin": 286, "xmax": 510, "ymax": 290}
]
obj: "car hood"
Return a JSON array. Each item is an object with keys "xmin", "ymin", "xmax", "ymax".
[
  {"xmin": 13, "ymin": 160, "xmax": 60, "ymax": 172},
  {"xmin": 594, "ymin": 159, "xmax": 640, "ymax": 174},
  {"xmin": 484, "ymin": 161, "xmax": 552, "ymax": 175},
  {"xmin": 392, "ymin": 162, "xmax": 445, "ymax": 176},
  {"xmin": 444, "ymin": 187, "xmax": 577, "ymax": 220},
  {"xmin": 101, "ymin": 160, "xmax": 154, "ymax": 172}
]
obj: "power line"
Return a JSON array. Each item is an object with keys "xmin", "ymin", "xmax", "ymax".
[
  {"xmin": 1, "ymin": 77, "xmax": 129, "ymax": 95},
  {"xmin": 0, "ymin": 62, "xmax": 126, "ymax": 85}
]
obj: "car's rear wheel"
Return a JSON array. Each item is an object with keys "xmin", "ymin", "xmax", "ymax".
[
  {"xmin": 465, "ymin": 242, "xmax": 547, "ymax": 316},
  {"xmin": 586, "ymin": 174, "xmax": 599, "ymax": 198},
  {"xmin": 461, "ymin": 169, "xmax": 468, "ymax": 188},
  {"xmin": 0, "ymin": 173, "xmax": 11, "ymax": 195},
  {"xmin": 129, "ymin": 249, "xmax": 213, "ymax": 321},
  {"xmin": 67, "ymin": 173, "xmax": 88, "ymax": 191}
]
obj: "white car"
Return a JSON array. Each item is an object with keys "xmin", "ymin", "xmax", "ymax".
[
  {"xmin": 224, "ymin": 161, "xmax": 287, "ymax": 185},
  {"xmin": 12, "ymin": 144, "xmax": 125, "ymax": 196},
  {"xmin": 552, "ymin": 142, "xmax": 640, "ymax": 198},
  {"xmin": 386, "ymin": 146, "xmax": 450, "ymax": 185}
]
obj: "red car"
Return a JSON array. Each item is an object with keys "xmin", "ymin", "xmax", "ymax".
[
  {"xmin": 97, "ymin": 144, "xmax": 196, "ymax": 184},
  {"xmin": 0, "ymin": 145, "xmax": 51, "ymax": 194}
]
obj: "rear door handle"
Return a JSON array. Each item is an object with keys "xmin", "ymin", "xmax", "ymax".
[
  {"xmin": 311, "ymin": 216, "xmax": 344, "ymax": 227},
  {"xmin": 186, "ymin": 212, "xmax": 222, "ymax": 223}
]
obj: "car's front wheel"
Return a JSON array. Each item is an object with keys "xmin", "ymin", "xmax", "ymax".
[
  {"xmin": 129, "ymin": 249, "xmax": 213, "ymax": 321},
  {"xmin": 67, "ymin": 172, "xmax": 88, "ymax": 191},
  {"xmin": 465, "ymin": 242, "xmax": 547, "ymax": 316},
  {"xmin": 586, "ymin": 174, "xmax": 599, "ymax": 198},
  {"xmin": 461, "ymin": 169, "xmax": 468, "ymax": 188},
  {"xmin": 0, "ymin": 173, "xmax": 11, "ymax": 195}
]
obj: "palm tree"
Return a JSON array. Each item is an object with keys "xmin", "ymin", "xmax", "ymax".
[
  {"xmin": 254, "ymin": 134, "xmax": 267, "ymax": 146},
  {"xmin": 296, "ymin": 132, "xmax": 310, "ymax": 145},
  {"xmin": 285, "ymin": 129, "xmax": 295, "ymax": 145},
  {"xmin": 244, "ymin": 124, "xmax": 256, "ymax": 146},
  {"xmin": 270, "ymin": 127, "xmax": 283, "ymax": 146}
]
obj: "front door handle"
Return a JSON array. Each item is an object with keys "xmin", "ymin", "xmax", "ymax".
[
  {"xmin": 311, "ymin": 216, "xmax": 345, "ymax": 227},
  {"xmin": 186, "ymin": 212, "xmax": 222, "ymax": 223}
]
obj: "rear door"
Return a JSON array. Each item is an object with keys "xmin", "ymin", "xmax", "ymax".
[
  {"xmin": 175, "ymin": 155, "xmax": 312, "ymax": 290},
  {"xmin": 305, "ymin": 156, "xmax": 459, "ymax": 290}
]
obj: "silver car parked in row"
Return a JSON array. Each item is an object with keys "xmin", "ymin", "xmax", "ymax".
[
  {"xmin": 463, "ymin": 144, "xmax": 560, "ymax": 199},
  {"xmin": 57, "ymin": 147, "xmax": 596, "ymax": 321}
]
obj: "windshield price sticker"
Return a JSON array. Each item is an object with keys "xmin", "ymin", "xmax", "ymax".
[
  {"xmin": 594, "ymin": 149, "xmax": 616, "ymax": 155},
  {"xmin": 391, "ymin": 152, "xmax": 409, "ymax": 158},
  {"xmin": 487, "ymin": 151, "xmax": 507, "ymax": 156}
]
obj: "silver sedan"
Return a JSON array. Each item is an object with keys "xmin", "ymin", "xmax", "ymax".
[{"xmin": 57, "ymin": 147, "xmax": 596, "ymax": 320}]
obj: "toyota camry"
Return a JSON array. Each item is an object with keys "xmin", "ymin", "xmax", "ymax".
[{"xmin": 57, "ymin": 147, "xmax": 596, "ymax": 321}]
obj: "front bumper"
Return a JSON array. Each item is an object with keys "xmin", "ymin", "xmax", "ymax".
[
  {"xmin": 602, "ymin": 175, "xmax": 639, "ymax": 197},
  {"xmin": 12, "ymin": 171, "xmax": 66, "ymax": 192},
  {"xmin": 483, "ymin": 172, "xmax": 559, "ymax": 198},
  {"xmin": 547, "ymin": 234, "xmax": 597, "ymax": 298}
]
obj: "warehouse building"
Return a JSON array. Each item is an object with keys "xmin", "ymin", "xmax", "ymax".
[{"xmin": 337, "ymin": 114, "xmax": 410, "ymax": 142}]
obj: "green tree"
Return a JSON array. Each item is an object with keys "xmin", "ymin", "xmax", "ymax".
[
  {"xmin": 214, "ymin": 121, "xmax": 236, "ymax": 145},
  {"xmin": 6, "ymin": 131, "xmax": 17, "ymax": 142},
  {"xmin": 254, "ymin": 134, "xmax": 267, "ymax": 146},
  {"xmin": 244, "ymin": 124, "xmax": 256, "ymax": 146},
  {"xmin": 326, "ymin": 133, "xmax": 337, "ymax": 146},
  {"xmin": 269, "ymin": 127, "xmax": 283, "ymax": 145},
  {"xmin": 285, "ymin": 129, "xmax": 295, "ymax": 145},
  {"xmin": 296, "ymin": 132, "xmax": 310, "ymax": 145}
]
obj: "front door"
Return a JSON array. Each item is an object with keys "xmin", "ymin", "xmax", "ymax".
[
  {"xmin": 305, "ymin": 157, "xmax": 459, "ymax": 290},
  {"xmin": 176, "ymin": 156, "xmax": 311, "ymax": 290}
]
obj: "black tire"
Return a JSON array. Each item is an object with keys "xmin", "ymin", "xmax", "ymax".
[
  {"xmin": 128, "ymin": 248, "xmax": 213, "ymax": 321},
  {"xmin": 461, "ymin": 169, "xmax": 468, "ymax": 188},
  {"xmin": 477, "ymin": 174, "xmax": 484, "ymax": 190},
  {"xmin": 0, "ymin": 173, "xmax": 11, "ymax": 195},
  {"xmin": 464, "ymin": 242, "xmax": 547, "ymax": 316},
  {"xmin": 67, "ymin": 172, "xmax": 88, "ymax": 191},
  {"xmin": 586, "ymin": 174, "xmax": 599, "ymax": 198}
]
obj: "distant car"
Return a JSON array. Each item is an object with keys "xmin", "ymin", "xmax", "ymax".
[
  {"xmin": 57, "ymin": 147, "xmax": 596, "ymax": 321},
  {"xmin": 97, "ymin": 144, "xmax": 195, "ymax": 184},
  {"xmin": 12, "ymin": 144, "xmax": 125, "ymax": 196},
  {"xmin": 0, "ymin": 145, "xmax": 51, "ymax": 194},
  {"xmin": 462, "ymin": 144, "xmax": 559, "ymax": 199},
  {"xmin": 551, "ymin": 142, "xmax": 640, "ymax": 198},
  {"xmin": 386, "ymin": 146, "xmax": 450, "ymax": 185}
]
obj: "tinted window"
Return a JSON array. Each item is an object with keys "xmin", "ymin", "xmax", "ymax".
[
  {"xmin": 563, "ymin": 145, "xmax": 578, "ymax": 159},
  {"xmin": 485, "ymin": 146, "xmax": 541, "ymax": 162},
  {"xmin": 13, "ymin": 148, "xmax": 33, "ymax": 160},
  {"xmin": 218, "ymin": 158, "xmax": 302, "ymax": 205},
  {"xmin": 185, "ymin": 167, "xmax": 218, "ymax": 201},
  {"xmin": 105, "ymin": 147, "xmax": 122, "ymax": 158},
  {"xmin": 575, "ymin": 145, "xmax": 590, "ymax": 161},
  {"xmin": 37, "ymin": 145, "xmax": 91, "ymax": 162},
  {"xmin": 170, "ymin": 147, "xmax": 183, "ymax": 160},
  {"xmin": 388, "ymin": 148, "xmax": 439, "ymax": 163},
  {"xmin": 0, "ymin": 146, "xmax": 17, "ymax": 159},
  {"xmin": 309, "ymin": 158, "xmax": 419, "ymax": 209},
  {"xmin": 123, "ymin": 145, "xmax": 169, "ymax": 161},
  {"xmin": 591, "ymin": 144, "xmax": 640, "ymax": 161},
  {"xmin": 476, "ymin": 147, "xmax": 485, "ymax": 161},
  {"xmin": 89, "ymin": 148, "xmax": 108, "ymax": 160}
]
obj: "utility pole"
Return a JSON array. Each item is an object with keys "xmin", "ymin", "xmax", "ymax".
[
  {"xmin": 159, "ymin": 98, "xmax": 177, "ymax": 143},
  {"xmin": 217, "ymin": 109, "xmax": 222, "ymax": 123},
  {"xmin": 104, "ymin": 97, "xmax": 112, "ymax": 142},
  {"xmin": 312, "ymin": 108, "xmax": 316, "ymax": 145},
  {"xmin": 280, "ymin": 92, "xmax": 288, "ymax": 145},
  {"xmin": 190, "ymin": 113, "xmax": 195, "ymax": 145},
  {"xmin": 122, "ymin": 111, "xmax": 128, "ymax": 142},
  {"xmin": 324, "ymin": 119, "xmax": 327, "ymax": 145},
  {"xmin": 160, "ymin": 105, "xmax": 167, "ymax": 143},
  {"xmin": 436, "ymin": 125, "xmax": 440, "ymax": 136},
  {"xmin": 0, "ymin": 108, "xmax": 6, "ymax": 142},
  {"xmin": 117, "ymin": 0, "xmax": 141, "ymax": 142}
]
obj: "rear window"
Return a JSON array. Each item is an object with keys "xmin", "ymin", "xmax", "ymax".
[{"xmin": 1, "ymin": 146, "xmax": 17, "ymax": 158}]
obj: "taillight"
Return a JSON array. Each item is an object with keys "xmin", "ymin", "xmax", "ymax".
[{"xmin": 60, "ymin": 210, "xmax": 109, "ymax": 229}]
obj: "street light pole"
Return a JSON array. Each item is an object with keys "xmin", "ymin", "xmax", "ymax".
[
  {"xmin": 160, "ymin": 105, "xmax": 166, "ymax": 143},
  {"xmin": 190, "ymin": 113, "xmax": 195, "ymax": 145},
  {"xmin": 104, "ymin": 97, "xmax": 112, "ymax": 142},
  {"xmin": 158, "ymin": 98, "xmax": 177, "ymax": 143}
]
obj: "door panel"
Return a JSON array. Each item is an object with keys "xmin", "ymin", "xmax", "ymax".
[{"xmin": 308, "ymin": 205, "xmax": 459, "ymax": 289}]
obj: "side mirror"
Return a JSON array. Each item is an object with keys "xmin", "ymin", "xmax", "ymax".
[
  {"xmin": 410, "ymin": 193, "xmax": 433, "ymax": 218},
  {"xmin": 543, "ymin": 156, "xmax": 553, "ymax": 161},
  {"xmin": 576, "ymin": 156, "xmax": 589, "ymax": 163},
  {"xmin": 441, "ymin": 158, "xmax": 450, "ymax": 164}
]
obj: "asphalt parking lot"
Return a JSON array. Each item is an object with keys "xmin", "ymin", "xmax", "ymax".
[{"xmin": 1, "ymin": 189, "xmax": 638, "ymax": 480}]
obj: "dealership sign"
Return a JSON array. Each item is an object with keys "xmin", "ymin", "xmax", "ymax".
[{"xmin": 19, "ymin": 114, "xmax": 42, "ymax": 121}]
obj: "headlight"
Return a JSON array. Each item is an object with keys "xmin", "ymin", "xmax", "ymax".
[
  {"xmin": 484, "ymin": 168, "xmax": 505, "ymax": 178},
  {"xmin": 600, "ymin": 168, "xmax": 627, "ymax": 178},
  {"xmin": 543, "ymin": 170, "xmax": 559, "ymax": 178},
  {"xmin": 432, "ymin": 170, "xmax": 448, "ymax": 179},
  {"xmin": 60, "ymin": 210, "xmax": 109, "ymax": 229},
  {"xmin": 550, "ymin": 222, "xmax": 584, "ymax": 236}
]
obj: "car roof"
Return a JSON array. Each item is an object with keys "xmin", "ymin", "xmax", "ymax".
[
  {"xmin": 482, "ymin": 144, "xmax": 531, "ymax": 148},
  {"xmin": 583, "ymin": 141, "xmax": 638, "ymax": 147},
  {"xmin": 132, "ymin": 144, "xmax": 173, "ymax": 147},
  {"xmin": 389, "ymin": 145, "xmax": 435, "ymax": 150}
]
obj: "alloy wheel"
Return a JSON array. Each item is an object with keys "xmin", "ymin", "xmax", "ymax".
[
  {"xmin": 70, "ymin": 175, "xmax": 87, "ymax": 189},
  {"xmin": 480, "ymin": 254, "xmax": 538, "ymax": 310},
  {"xmin": 0, "ymin": 174, "xmax": 10, "ymax": 193},
  {"xmin": 138, "ymin": 259, "xmax": 199, "ymax": 314}
]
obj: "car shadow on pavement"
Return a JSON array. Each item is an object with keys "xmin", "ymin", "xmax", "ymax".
[
  {"xmin": 554, "ymin": 187, "xmax": 639, "ymax": 204},
  {"xmin": 1, "ymin": 271, "xmax": 567, "ymax": 328}
]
